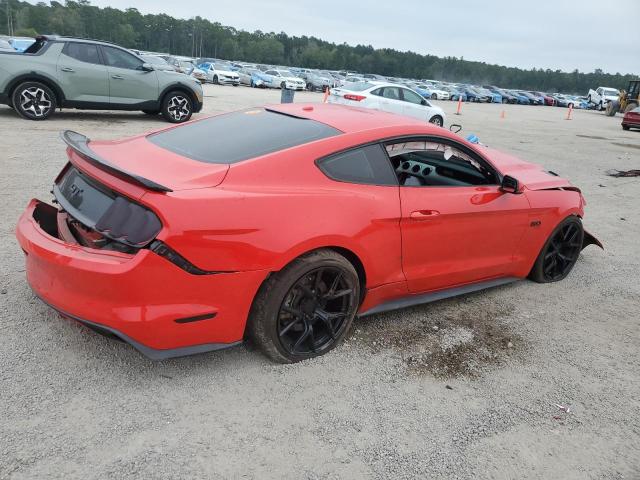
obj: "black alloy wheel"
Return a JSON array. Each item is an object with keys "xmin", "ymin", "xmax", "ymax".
[{"xmin": 530, "ymin": 217, "xmax": 584, "ymax": 283}]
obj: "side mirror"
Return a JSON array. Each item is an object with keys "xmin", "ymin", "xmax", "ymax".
[
  {"xmin": 140, "ymin": 63, "xmax": 154, "ymax": 72},
  {"xmin": 501, "ymin": 175, "xmax": 521, "ymax": 194},
  {"xmin": 421, "ymin": 99, "xmax": 427, "ymax": 106}
]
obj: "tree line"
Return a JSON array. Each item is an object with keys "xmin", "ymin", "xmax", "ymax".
[{"xmin": 2, "ymin": 0, "xmax": 636, "ymax": 94}]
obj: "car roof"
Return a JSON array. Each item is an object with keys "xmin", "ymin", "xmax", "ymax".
[{"xmin": 267, "ymin": 103, "xmax": 425, "ymax": 134}]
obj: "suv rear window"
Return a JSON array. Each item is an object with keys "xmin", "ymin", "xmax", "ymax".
[{"xmin": 148, "ymin": 109, "xmax": 341, "ymax": 164}]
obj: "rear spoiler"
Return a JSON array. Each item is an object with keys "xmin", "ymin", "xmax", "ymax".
[{"xmin": 60, "ymin": 130, "xmax": 172, "ymax": 193}]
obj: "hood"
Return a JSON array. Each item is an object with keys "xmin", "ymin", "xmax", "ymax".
[
  {"xmin": 216, "ymin": 69, "xmax": 238, "ymax": 76},
  {"xmin": 75, "ymin": 132, "xmax": 229, "ymax": 192},
  {"xmin": 482, "ymin": 147, "xmax": 576, "ymax": 191}
]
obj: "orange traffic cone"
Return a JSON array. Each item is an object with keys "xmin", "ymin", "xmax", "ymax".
[
  {"xmin": 323, "ymin": 87, "xmax": 330, "ymax": 103},
  {"xmin": 455, "ymin": 96, "xmax": 462, "ymax": 115},
  {"xmin": 565, "ymin": 104, "xmax": 573, "ymax": 120},
  {"xmin": 500, "ymin": 110, "xmax": 506, "ymax": 119}
]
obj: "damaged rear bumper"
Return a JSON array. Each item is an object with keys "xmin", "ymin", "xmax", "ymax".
[{"xmin": 16, "ymin": 199, "xmax": 269, "ymax": 359}]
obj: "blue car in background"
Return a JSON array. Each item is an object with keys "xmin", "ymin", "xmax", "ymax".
[
  {"xmin": 507, "ymin": 90, "xmax": 531, "ymax": 104},
  {"xmin": 8, "ymin": 37, "xmax": 35, "ymax": 52},
  {"xmin": 485, "ymin": 87, "xmax": 518, "ymax": 104},
  {"xmin": 441, "ymin": 86, "xmax": 467, "ymax": 101},
  {"xmin": 462, "ymin": 87, "xmax": 491, "ymax": 102},
  {"xmin": 476, "ymin": 87, "xmax": 502, "ymax": 103}
]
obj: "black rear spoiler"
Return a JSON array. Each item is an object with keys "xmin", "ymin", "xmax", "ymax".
[{"xmin": 60, "ymin": 130, "xmax": 172, "ymax": 193}]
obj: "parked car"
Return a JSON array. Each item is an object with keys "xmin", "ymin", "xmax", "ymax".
[
  {"xmin": 0, "ymin": 35, "xmax": 203, "ymax": 122},
  {"xmin": 303, "ymin": 71, "xmax": 332, "ymax": 92},
  {"xmin": 237, "ymin": 67, "xmax": 270, "ymax": 88},
  {"xmin": 550, "ymin": 94, "xmax": 579, "ymax": 108},
  {"xmin": 139, "ymin": 55, "xmax": 175, "ymax": 72},
  {"xmin": 462, "ymin": 87, "xmax": 490, "ymax": 102},
  {"xmin": 622, "ymin": 106, "xmax": 640, "ymax": 130},
  {"xmin": 514, "ymin": 91, "xmax": 542, "ymax": 105},
  {"xmin": 329, "ymin": 81, "xmax": 446, "ymax": 126},
  {"xmin": 475, "ymin": 87, "xmax": 502, "ymax": 103},
  {"xmin": 15, "ymin": 104, "xmax": 601, "ymax": 362},
  {"xmin": 262, "ymin": 69, "xmax": 305, "ymax": 90},
  {"xmin": 484, "ymin": 87, "xmax": 517, "ymax": 104},
  {"xmin": 587, "ymin": 86, "xmax": 619, "ymax": 110},
  {"xmin": 412, "ymin": 83, "xmax": 450, "ymax": 100},
  {"xmin": 362, "ymin": 73, "xmax": 387, "ymax": 81},
  {"xmin": 529, "ymin": 91, "xmax": 556, "ymax": 106},
  {"xmin": 507, "ymin": 90, "xmax": 533, "ymax": 105},
  {"xmin": 441, "ymin": 86, "xmax": 467, "ymax": 101},
  {"xmin": 197, "ymin": 61, "xmax": 240, "ymax": 85}
]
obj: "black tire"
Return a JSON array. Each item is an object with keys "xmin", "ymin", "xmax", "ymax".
[
  {"xmin": 247, "ymin": 249, "xmax": 360, "ymax": 363},
  {"xmin": 429, "ymin": 115, "xmax": 444, "ymax": 127},
  {"xmin": 622, "ymin": 125, "xmax": 630, "ymax": 130},
  {"xmin": 160, "ymin": 90, "xmax": 193, "ymax": 123},
  {"xmin": 606, "ymin": 100, "xmax": 618, "ymax": 116},
  {"xmin": 502, "ymin": 98, "xmax": 508, "ymax": 104},
  {"xmin": 213, "ymin": 75, "xmax": 219, "ymax": 85},
  {"xmin": 12, "ymin": 81, "xmax": 56, "ymax": 120},
  {"xmin": 529, "ymin": 216, "xmax": 584, "ymax": 283},
  {"xmin": 431, "ymin": 93, "xmax": 437, "ymax": 100},
  {"xmin": 280, "ymin": 81, "xmax": 286, "ymax": 89},
  {"xmin": 306, "ymin": 83, "xmax": 313, "ymax": 91},
  {"xmin": 142, "ymin": 109, "xmax": 159, "ymax": 115},
  {"xmin": 233, "ymin": 83, "xmax": 239, "ymax": 87}
]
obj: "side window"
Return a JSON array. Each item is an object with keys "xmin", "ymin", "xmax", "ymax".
[
  {"xmin": 265, "ymin": 70, "xmax": 276, "ymax": 76},
  {"xmin": 401, "ymin": 89, "xmax": 424, "ymax": 105},
  {"xmin": 63, "ymin": 43, "xmax": 102, "ymax": 65},
  {"xmin": 381, "ymin": 87, "xmax": 400, "ymax": 100},
  {"xmin": 317, "ymin": 144, "xmax": 397, "ymax": 186},
  {"xmin": 370, "ymin": 88, "xmax": 383, "ymax": 96},
  {"xmin": 384, "ymin": 138, "xmax": 497, "ymax": 187},
  {"xmin": 596, "ymin": 88, "xmax": 602, "ymax": 95},
  {"xmin": 101, "ymin": 46, "xmax": 143, "ymax": 70}
]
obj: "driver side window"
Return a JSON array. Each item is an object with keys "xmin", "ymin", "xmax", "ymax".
[
  {"xmin": 401, "ymin": 89, "xmax": 424, "ymax": 105},
  {"xmin": 385, "ymin": 138, "xmax": 497, "ymax": 187}
]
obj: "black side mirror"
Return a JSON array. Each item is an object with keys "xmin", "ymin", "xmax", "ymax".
[
  {"xmin": 501, "ymin": 175, "xmax": 521, "ymax": 194},
  {"xmin": 421, "ymin": 99, "xmax": 427, "ymax": 105}
]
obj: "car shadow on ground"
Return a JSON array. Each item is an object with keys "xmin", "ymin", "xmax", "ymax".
[{"xmin": 0, "ymin": 106, "xmax": 187, "ymax": 124}]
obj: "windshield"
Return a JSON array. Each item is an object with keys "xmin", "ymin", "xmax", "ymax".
[
  {"xmin": 215, "ymin": 62, "xmax": 233, "ymax": 70},
  {"xmin": 603, "ymin": 89, "xmax": 618, "ymax": 96},
  {"xmin": 142, "ymin": 56, "xmax": 168, "ymax": 65},
  {"xmin": 277, "ymin": 70, "xmax": 295, "ymax": 77}
]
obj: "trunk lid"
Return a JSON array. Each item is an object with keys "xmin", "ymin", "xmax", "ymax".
[{"xmin": 65, "ymin": 130, "xmax": 230, "ymax": 193}]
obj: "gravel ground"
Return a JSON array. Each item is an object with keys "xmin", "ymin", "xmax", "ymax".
[{"xmin": 1, "ymin": 85, "xmax": 639, "ymax": 479}]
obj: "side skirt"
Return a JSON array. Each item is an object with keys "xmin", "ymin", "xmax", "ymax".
[{"xmin": 358, "ymin": 277, "xmax": 520, "ymax": 317}]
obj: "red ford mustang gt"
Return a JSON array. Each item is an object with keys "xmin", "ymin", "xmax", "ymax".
[{"xmin": 16, "ymin": 104, "xmax": 602, "ymax": 362}]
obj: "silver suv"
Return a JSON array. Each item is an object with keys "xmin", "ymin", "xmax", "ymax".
[{"xmin": 0, "ymin": 36, "xmax": 204, "ymax": 122}]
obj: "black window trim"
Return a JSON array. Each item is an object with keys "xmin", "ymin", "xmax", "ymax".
[
  {"xmin": 62, "ymin": 41, "xmax": 105, "ymax": 66},
  {"xmin": 382, "ymin": 135, "xmax": 502, "ymax": 188},
  {"xmin": 315, "ymin": 134, "xmax": 502, "ymax": 188}
]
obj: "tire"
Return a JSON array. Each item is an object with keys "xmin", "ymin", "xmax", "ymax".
[
  {"xmin": 160, "ymin": 90, "xmax": 193, "ymax": 123},
  {"xmin": 12, "ymin": 81, "xmax": 56, "ymax": 120},
  {"xmin": 529, "ymin": 216, "xmax": 584, "ymax": 283},
  {"xmin": 213, "ymin": 75, "xmax": 219, "ymax": 85},
  {"xmin": 606, "ymin": 100, "xmax": 619, "ymax": 116},
  {"xmin": 142, "ymin": 109, "xmax": 159, "ymax": 115},
  {"xmin": 280, "ymin": 81, "xmax": 286, "ymax": 89},
  {"xmin": 624, "ymin": 102, "xmax": 638, "ymax": 113},
  {"xmin": 247, "ymin": 249, "xmax": 360, "ymax": 363},
  {"xmin": 502, "ymin": 98, "xmax": 508, "ymax": 104},
  {"xmin": 622, "ymin": 125, "xmax": 630, "ymax": 130},
  {"xmin": 429, "ymin": 115, "xmax": 443, "ymax": 127},
  {"xmin": 431, "ymin": 93, "xmax": 437, "ymax": 100}
]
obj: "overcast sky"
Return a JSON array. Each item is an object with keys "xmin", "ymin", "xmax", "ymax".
[{"xmin": 80, "ymin": 0, "xmax": 638, "ymax": 74}]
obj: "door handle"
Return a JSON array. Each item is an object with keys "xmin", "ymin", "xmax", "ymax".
[
  {"xmin": 111, "ymin": 74, "xmax": 124, "ymax": 80},
  {"xmin": 60, "ymin": 66, "xmax": 74, "ymax": 72},
  {"xmin": 410, "ymin": 210, "xmax": 440, "ymax": 220}
]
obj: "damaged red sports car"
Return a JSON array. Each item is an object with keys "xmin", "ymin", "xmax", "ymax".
[{"xmin": 16, "ymin": 104, "xmax": 602, "ymax": 362}]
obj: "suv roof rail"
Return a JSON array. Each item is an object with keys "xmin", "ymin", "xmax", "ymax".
[{"xmin": 36, "ymin": 35, "xmax": 123, "ymax": 47}]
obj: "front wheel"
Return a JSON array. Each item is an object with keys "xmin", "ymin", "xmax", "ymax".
[
  {"xmin": 213, "ymin": 75, "xmax": 219, "ymax": 85},
  {"xmin": 247, "ymin": 249, "xmax": 360, "ymax": 363},
  {"xmin": 529, "ymin": 216, "xmax": 584, "ymax": 283},
  {"xmin": 431, "ymin": 93, "xmax": 437, "ymax": 100},
  {"xmin": 12, "ymin": 81, "xmax": 56, "ymax": 120},
  {"xmin": 161, "ymin": 91, "xmax": 193, "ymax": 123},
  {"xmin": 429, "ymin": 115, "xmax": 443, "ymax": 127},
  {"xmin": 280, "ymin": 81, "xmax": 286, "ymax": 89}
]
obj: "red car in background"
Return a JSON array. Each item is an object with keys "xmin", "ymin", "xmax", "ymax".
[
  {"xmin": 622, "ymin": 106, "xmax": 640, "ymax": 130},
  {"xmin": 16, "ymin": 104, "xmax": 601, "ymax": 363},
  {"xmin": 530, "ymin": 91, "xmax": 556, "ymax": 106}
]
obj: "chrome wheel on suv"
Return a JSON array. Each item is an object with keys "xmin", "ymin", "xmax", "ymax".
[
  {"xmin": 161, "ymin": 91, "xmax": 193, "ymax": 123},
  {"xmin": 12, "ymin": 82, "xmax": 56, "ymax": 120}
]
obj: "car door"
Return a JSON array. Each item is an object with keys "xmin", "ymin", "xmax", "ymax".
[
  {"xmin": 100, "ymin": 45, "xmax": 158, "ymax": 106},
  {"xmin": 264, "ymin": 70, "xmax": 278, "ymax": 87},
  {"xmin": 57, "ymin": 42, "xmax": 109, "ymax": 104},
  {"xmin": 400, "ymin": 88, "xmax": 428, "ymax": 121},
  {"xmin": 378, "ymin": 87, "xmax": 403, "ymax": 115},
  {"xmin": 384, "ymin": 137, "xmax": 530, "ymax": 293}
]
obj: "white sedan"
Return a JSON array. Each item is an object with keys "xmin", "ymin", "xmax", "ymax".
[
  {"xmin": 262, "ymin": 69, "xmax": 306, "ymax": 90},
  {"xmin": 328, "ymin": 82, "xmax": 446, "ymax": 127}
]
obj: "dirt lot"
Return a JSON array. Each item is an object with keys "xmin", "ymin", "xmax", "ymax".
[{"xmin": 1, "ymin": 85, "xmax": 639, "ymax": 479}]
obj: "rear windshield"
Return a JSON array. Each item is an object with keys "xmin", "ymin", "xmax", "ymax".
[
  {"xmin": 148, "ymin": 109, "xmax": 341, "ymax": 164},
  {"xmin": 344, "ymin": 82, "xmax": 374, "ymax": 92}
]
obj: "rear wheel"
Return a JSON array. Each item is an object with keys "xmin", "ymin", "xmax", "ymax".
[
  {"xmin": 622, "ymin": 124, "xmax": 630, "ymax": 130},
  {"xmin": 247, "ymin": 250, "xmax": 360, "ymax": 363},
  {"xmin": 529, "ymin": 216, "xmax": 583, "ymax": 283},
  {"xmin": 160, "ymin": 91, "xmax": 193, "ymax": 123},
  {"xmin": 12, "ymin": 81, "xmax": 56, "ymax": 120},
  {"xmin": 213, "ymin": 75, "xmax": 219, "ymax": 85},
  {"xmin": 280, "ymin": 81, "xmax": 286, "ymax": 89}
]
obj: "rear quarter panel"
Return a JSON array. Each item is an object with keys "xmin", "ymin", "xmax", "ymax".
[{"xmin": 0, "ymin": 42, "xmax": 63, "ymax": 95}]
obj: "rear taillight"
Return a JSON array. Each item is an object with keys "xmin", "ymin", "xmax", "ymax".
[{"xmin": 344, "ymin": 94, "xmax": 366, "ymax": 101}]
